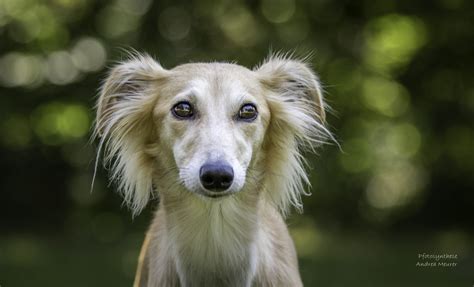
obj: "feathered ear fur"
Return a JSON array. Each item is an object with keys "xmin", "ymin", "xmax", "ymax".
[
  {"xmin": 255, "ymin": 55, "xmax": 333, "ymax": 216},
  {"xmin": 93, "ymin": 54, "xmax": 169, "ymax": 215}
]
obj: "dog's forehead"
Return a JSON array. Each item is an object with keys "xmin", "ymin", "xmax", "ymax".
[
  {"xmin": 171, "ymin": 62, "xmax": 260, "ymax": 93},
  {"xmin": 172, "ymin": 62, "xmax": 253, "ymax": 76}
]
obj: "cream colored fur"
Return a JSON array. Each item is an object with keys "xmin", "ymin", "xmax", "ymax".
[{"xmin": 94, "ymin": 53, "xmax": 332, "ymax": 287}]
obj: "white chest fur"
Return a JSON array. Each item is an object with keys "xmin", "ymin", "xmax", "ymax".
[{"xmin": 166, "ymin": 198, "xmax": 259, "ymax": 287}]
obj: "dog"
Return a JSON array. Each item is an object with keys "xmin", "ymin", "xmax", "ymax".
[{"xmin": 94, "ymin": 53, "xmax": 333, "ymax": 286}]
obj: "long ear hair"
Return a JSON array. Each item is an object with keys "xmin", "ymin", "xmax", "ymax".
[
  {"xmin": 255, "ymin": 54, "xmax": 335, "ymax": 216},
  {"xmin": 93, "ymin": 53, "xmax": 169, "ymax": 215}
]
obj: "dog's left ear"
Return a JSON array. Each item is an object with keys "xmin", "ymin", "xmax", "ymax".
[
  {"xmin": 255, "ymin": 57, "xmax": 325, "ymax": 123},
  {"xmin": 255, "ymin": 56, "xmax": 330, "ymax": 216}
]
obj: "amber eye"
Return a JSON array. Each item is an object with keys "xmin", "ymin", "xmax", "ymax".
[
  {"xmin": 172, "ymin": 101, "xmax": 194, "ymax": 119},
  {"xmin": 238, "ymin": 103, "xmax": 258, "ymax": 121}
]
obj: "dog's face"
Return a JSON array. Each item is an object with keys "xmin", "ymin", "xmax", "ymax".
[
  {"xmin": 95, "ymin": 54, "xmax": 328, "ymax": 214},
  {"xmin": 155, "ymin": 64, "xmax": 270, "ymax": 198}
]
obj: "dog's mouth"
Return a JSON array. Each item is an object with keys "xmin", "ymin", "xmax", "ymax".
[
  {"xmin": 199, "ymin": 190, "xmax": 233, "ymax": 199},
  {"xmin": 206, "ymin": 193, "xmax": 228, "ymax": 198}
]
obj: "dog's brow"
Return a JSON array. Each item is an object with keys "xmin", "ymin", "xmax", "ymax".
[
  {"xmin": 235, "ymin": 94, "xmax": 246, "ymax": 104},
  {"xmin": 235, "ymin": 93, "xmax": 257, "ymax": 106},
  {"xmin": 174, "ymin": 88, "xmax": 200, "ymax": 103},
  {"xmin": 174, "ymin": 79, "xmax": 208, "ymax": 101}
]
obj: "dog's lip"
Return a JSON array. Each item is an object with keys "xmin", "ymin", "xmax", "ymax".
[
  {"xmin": 205, "ymin": 193, "xmax": 228, "ymax": 198},
  {"xmin": 199, "ymin": 190, "xmax": 233, "ymax": 198}
]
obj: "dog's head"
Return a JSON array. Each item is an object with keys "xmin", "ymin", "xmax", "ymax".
[{"xmin": 95, "ymin": 53, "xmax": 331, "ymax": 215}]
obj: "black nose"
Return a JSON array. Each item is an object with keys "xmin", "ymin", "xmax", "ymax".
[{"xmin": 199, "ymin": 162, "xmax": 234, "ymax": 191}]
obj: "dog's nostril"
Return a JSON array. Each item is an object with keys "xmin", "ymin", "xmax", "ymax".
[
  {"xmin": 221, "ymin": 174, "xmax": 232, "ymax": 185},
  {"xmin": 201, "ymin": 173, "xmax": 215, "ymax": 186},
  {"xmin": 199, "ymin": 162, "xmax": 234, "ymax": 192}
]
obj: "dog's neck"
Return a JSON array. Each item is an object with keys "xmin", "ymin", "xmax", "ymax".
[{"xmin": 161, "ymin": 192, "xmax": 261, "ymax": 286}]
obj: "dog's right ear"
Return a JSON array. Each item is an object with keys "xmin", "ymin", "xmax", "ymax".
[
  {"xmin": 94, "ymin": 54, "xmax": 169, "ymax": 215},
  {"xmin": 96, "ymin": 54, "xmax": 168, "ymax": 136}
]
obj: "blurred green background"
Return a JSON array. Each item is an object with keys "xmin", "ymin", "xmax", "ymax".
[{"xmin": 0, "ymin": 0, "xmax": 473, "ymax": 286}]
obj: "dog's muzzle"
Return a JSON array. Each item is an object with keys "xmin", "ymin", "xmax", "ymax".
[{"xmin": 199, "ymin": 161, "xmax": 234, "ymax": 195}]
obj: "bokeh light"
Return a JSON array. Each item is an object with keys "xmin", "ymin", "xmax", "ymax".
[
  {"xmin": 361, "ymin": 76, "xmax": 410, "ymax": 117},
  {"xmin": 45, "ymin": 51, "xmax": 80, "ymax": 85},
  {"xmin": 366, "ymin": 162, "xmax": 426, "ymax": 210},
  {"xmin": 214, "ymin": 4, "xmax": 262, "ymax": 47},
  {"xmin": 32, "ymin": 102, "xmax": 90, "ymax": 145},
  {"xmin": 364, "ymin": 14, "xmax": 428, "ymax": 74},
  {"xmin": 96, "ymin": 5, "xmax": 141, "ymax": 39},
  {"xmin": 71, "ymin": 37, "xmax": 107, "ymax": 72},
  {"xmin": 158, "ymin": 7, "xmax": 191, "ymax": 42},
  {"xmin": 0, "ymin": 53, "xmax": 44, "ymax": 87}
]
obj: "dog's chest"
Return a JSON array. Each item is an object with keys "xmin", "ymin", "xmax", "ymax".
[{"xmin": 168, "ymin": 201, "xmax": 258, "ymax": 286}]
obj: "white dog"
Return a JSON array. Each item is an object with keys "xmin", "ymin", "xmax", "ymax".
[{"xmin": 94, "ymin": 53, "xmax": 332, "ymax": 287}]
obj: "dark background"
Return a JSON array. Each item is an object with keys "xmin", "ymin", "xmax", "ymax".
[{"xmin": 0, "ymin": 0, "xmax": 473, "ymax": 286}]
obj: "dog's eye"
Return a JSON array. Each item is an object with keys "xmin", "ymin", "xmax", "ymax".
[
  {"xmin": 238, "ymin": 103, "xmax": 258, "ymax": 121},
  {"xmin": 172, "ymin": 101, "xmax": 194, "ymax": 119}
]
